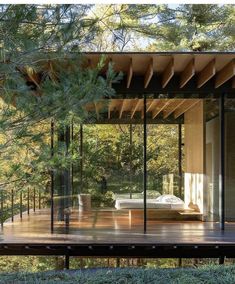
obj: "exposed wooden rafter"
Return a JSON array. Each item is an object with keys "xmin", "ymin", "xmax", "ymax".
[
  {"xmin": 146, "ymin": 99, "xmax": 156, "ymax": 112},
  {"xmin": 215, "ymin": 59, "xmax": 235, "ymax": 88},
  {"xmin": 94, "ymin": 102, "xmax": 99, "ymax": 120},
  {"xmin": 174, "ymin": 100, "xmax": 200, "ymax": 119},
  {"xmin": 152, "ymin": 100, "xmax": 170, "ymax": 119},
  {"xmin": 197, "ymin": 59, "xmax": 216, "ymax": 88},
  {"xmin": 108, "ymin": 100, "xmax": 115, "ymax": 119},
  {"xmin": 180, "ymin": 59, "xmax": 195, "ymax": 88},
  {"xmin": 119, "ymin": 100, "xmax": 126, "ymax": 119},
  {"xmin": 131, "ymin": 99, "xmax": 141, "ymax": 119},
  {"xmin": 127, "ymin": 58, "xmax": 133, "ymax": 88},
  {"xmin": 144, "ymin": 58, "xmax": 153, "ymax": 88},
  {"xmin": 163, "ymin": 100, "xmax": 186, "ymax": 119},
  {"xmin": 162, "ymin": 58, "xmax": 174, "ymax": 88}
]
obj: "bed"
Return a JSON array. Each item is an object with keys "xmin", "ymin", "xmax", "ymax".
[
  {"xmin": 115, "ymin": 194, "xmax": 187, "ymax": 210},
  {"xmin": 115, "ymin": 194, "xmax": 201, "ymax": 220}
]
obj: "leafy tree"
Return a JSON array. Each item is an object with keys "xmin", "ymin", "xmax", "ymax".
[
  {"xmin": 87, "ymin": 4, "xmax": 235, "ymax": 51},
  {"xmin": 0, "ymin": 5, "xmax": 121, "ymax": 208}
]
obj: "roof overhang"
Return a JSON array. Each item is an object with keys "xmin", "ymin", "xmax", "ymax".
[{"xmin": 84, "ymin": 52, "xmax": 235, "ymax": 98}]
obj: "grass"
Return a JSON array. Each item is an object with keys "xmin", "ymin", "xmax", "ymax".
[{"xmin": 0, "ymin": 265, "xmax": 235, "ymax": 284}]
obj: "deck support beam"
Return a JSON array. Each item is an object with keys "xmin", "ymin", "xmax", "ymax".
[
  {"xmin": 219, "ymin": 256, "xmax": 225, "ymax": 265},
  {"xmin": 64, "ymin": 254, "xmax": 70, "ymax": 269},
  {"xmin": 143, "ymin": 93, "xmax": 147, "ymax": 233},
  {"xmin": 219, "ymin": 94, "xmax": 225, "ymax": 231}
]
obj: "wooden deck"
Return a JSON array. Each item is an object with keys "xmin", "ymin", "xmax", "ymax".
[
  {"xmin": 1, "ymin": 209, "xmax": 235, "ymax": 258},
  {"xmin": 1, "ymin": 208, "xmax": 235, "ymax": 244}
]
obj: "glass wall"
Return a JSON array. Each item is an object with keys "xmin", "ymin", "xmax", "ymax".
[
  {"xmin": 204, "ymin": 99, "xmax": 220, "ymax": 222},
  {"xmin": 225, "ymin": 98, "xmax": 235, "ymax": 222}
]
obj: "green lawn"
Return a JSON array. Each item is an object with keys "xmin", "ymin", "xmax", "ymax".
[{"xmin": 0, "ymin": 265, "xmax": 235, "ymax": 284}]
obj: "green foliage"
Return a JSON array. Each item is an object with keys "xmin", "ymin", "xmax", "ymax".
[
  {"xmin": 88, "ymin": 4, "xmax": 235, "ymax": 51},
  {"xmin": 1, "ymin": 265, "xmax": 235, "ymax": 283},
  {"xmin": 75, "ymin": 124, "xmax": 179, "ymax": 196},
  {"xmin": 88, "ymin": 189, "xmax": 115, "ymax": 208}
]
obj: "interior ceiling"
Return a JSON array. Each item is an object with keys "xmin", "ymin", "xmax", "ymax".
[{"xmin": 85, "ymin": 99, "xmax": 201, "ymax": 120}]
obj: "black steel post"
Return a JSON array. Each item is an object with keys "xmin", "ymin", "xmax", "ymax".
[
  {"xmin": 219, "ymin": 256, "xmax": 225, "ymax": 265},
  {"xmin": 129, "ymin": 124, "xmax": 133, "ymax": 199},
  {"xmin": 178, "ymin": 124, "xmax": 182, "ymax": 198},
  {"xmin": 20, "ymin": 191, "xmax": 22, "ymax": 219},
  {"xmin": 64, "ymin": 254, "xmax": 70, "ymax": 270},
  {"xmin": 39, "ymin": 190, "xmax": 41, "ymax": 210},
  {"xmin": 33, "ymin": 188, "xmax": 36, "ymax": 212},
  {"xmin": 11, "ymin": 189, "xmax": 14, "ymax": 222},
  {"xmin": 1, "ymin": 190, "xmax": 3, "ymax": 227},
  {"xmin": 219, "ymin": 95, "xmax": 225, "ymax": 231},
  {"xmin": 71, "ymin": 120, "xmax": 74, "ymax": 207},
  {"xmin": 143, "ymin": 95, "xmax": 147, "ymax": 233},
  {"xmin": 80, "ymin": 124, "xmax": 83, "ymax": 194},
  {"xmin": 27, "ymin": 188, "xmax": 30, "ymax": 215},
  {"xmin": 51, "ymin": 119, "xmax": 54, "ymax": 233},
  {"xmin": 65, "ymin": 125, "xmax": 71, "ymax": 230},
  {"xmin": 58, "ymin": 127, "xmax": 65, "ymax": 222}
]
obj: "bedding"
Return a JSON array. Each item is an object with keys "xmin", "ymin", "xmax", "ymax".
[{"xmin": 115, "ymin": 195, "xmax": 186, "ymax": 210}]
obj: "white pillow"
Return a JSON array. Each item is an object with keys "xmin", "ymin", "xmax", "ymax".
[
  {"xmin": 156, "ymin": 194, "xmax": 184, "ymax": 204},
  {"xmin": 141, "ymin": 190, "xmax": 161, "ymax": 198}
]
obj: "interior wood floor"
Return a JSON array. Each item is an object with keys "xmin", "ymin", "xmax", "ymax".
[{"xmin": 0, "ymin": 208, "xmax": 235, "ymax": 244}]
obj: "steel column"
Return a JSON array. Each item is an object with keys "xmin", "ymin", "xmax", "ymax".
[
  {"xmin": 129, "ymin": 124, "xmax": 133, "ymax": 199},
  {"xmin": 11, "ymin": 189, "xmax": 14, "ymax": 222},
  {"xmin": 71, "ymin": 120, "xmax": 74, "ymax": 206},
  {"xmin": 143, "ymin": 95, "xmax": 147, "ymax": 233},
  {"xmin": 27, "ymin": 188, "xmax": 30, "ymax": 215},
  {"xmin": 20, "ymin": 191, "xmax": 22, "ymax": 219},
  {"xmin": 33, "ymin": 188, "xmax": 36, "ymax": 212},
  {"xmin": 178, "ymin": 124, "xmax": 182, "ymax": 198},
  {"xmin": 80, "ymin": 124, "xmax": 83, "ymax": 194},
  {"xmin": 219, "ymin": 95, "xmax": 225, "ymax": 231},
  {"xmin": 0, "ymin": 190, "xmax": 3, "ymax": 227},
  {"xmin": 50, "ymin": 119, "xmax": 54, "ymax": 233},
  {"xmin": 65, "ymin": 125, "xmax": 71, "ymax": 230}
]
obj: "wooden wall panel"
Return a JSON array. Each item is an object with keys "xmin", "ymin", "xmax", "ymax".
[{"xmin": 184, "ymin": 100, "xmax": 205, "ymax": 214}]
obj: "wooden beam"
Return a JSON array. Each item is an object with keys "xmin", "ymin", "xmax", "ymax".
[
  {"xmin": 119, "ymin": 100, "xmax": 126, "ymax": 119},
  {"xmin": 131, "ymin": 99, "xmax": 141, "ymax": 119},
  {"xmin": 162, "ymin": 58, "xmax": 174, "ymax": 88},
  {"xmin": 180, "ymin": 59, "xmax": 195, "ymax": 88},
  {"xmin": 127, "ymin": 59, "xmax": 133, "ymax": 88},
  {"xmin": 94, "ymin": 102, "xmax": 99, "ymax": 120},
  {"xmin": 144, "ymin": 58, "xmax": 153, "ymax": 88},
  {"xmin": 233, "ymin": 77, "xmax": 235, "ymax": 88},
  {"xmin": 174, "ymin": 100, "xmax": 200, "ymax": 119},
  {"xmin": 163, "ymin": 100, "xmax": 186, "ymax": 119},
  {"xmin": 152, "ymin": 100, "xmax": 170, "ymax": 119},
  {"xmin": 146, "ymin": 99, "xmax": 157, "ymax": 113},
  {"xmin": 108, "ymin": 101, "xmax": 113, "ymax": 119},
  {"xmin": 215, "ymin": 59, "xmax": 235, "ymax": 88},
  {"xmin": 197, "ymin": 59, "xmax": 216, "ymax": 88}
]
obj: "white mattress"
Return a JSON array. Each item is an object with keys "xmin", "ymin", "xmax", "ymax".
[{"xmin": 115, "ymin": 198, "xmax": 186, "ymax": 210}]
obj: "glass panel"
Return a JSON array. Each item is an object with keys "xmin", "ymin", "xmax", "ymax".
[
  {"xmin": 204, "ymin": 98, "xmax": 219, "ymax": 222},
  {"xmin": 225, "ymin": 98, "xmax": 235, "ymax": 222}
]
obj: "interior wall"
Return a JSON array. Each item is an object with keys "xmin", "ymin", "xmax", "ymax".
[{"xmin": 184, "ymin": 100, "xmax": 205, "ymax": 214}]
